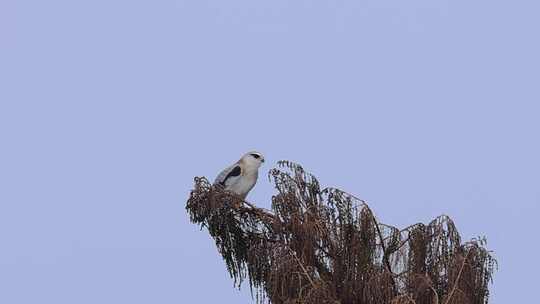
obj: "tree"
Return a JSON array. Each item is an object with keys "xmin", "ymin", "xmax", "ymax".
[{"xmin": 186, "ymin": 161, "xmax": 496, "ymax": 304}]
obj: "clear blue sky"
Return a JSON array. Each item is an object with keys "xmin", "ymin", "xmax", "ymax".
[{"xmin": 1, "ymin": 1, "xmax": 538, "ymax": 303}]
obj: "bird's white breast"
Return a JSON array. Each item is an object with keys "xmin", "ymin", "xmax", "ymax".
[{"xmin": 227, "ymin": 172, "xmax": 258, "ymax": 198}]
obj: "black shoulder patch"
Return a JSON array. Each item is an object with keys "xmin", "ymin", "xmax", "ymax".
[{"xmin": 221, "ymin": 166, "xmax": 241, "ymax": 185}]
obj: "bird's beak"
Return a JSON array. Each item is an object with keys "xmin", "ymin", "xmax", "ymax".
[{"xmin": 262, "ymin": 158, "xmax": 265, "ymax": 163}]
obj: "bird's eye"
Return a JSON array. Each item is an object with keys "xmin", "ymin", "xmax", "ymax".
[{"xmin": 251, "ymin": 153, "xmax": 260, "ymax": 159}]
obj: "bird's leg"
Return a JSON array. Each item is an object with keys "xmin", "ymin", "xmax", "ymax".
[{"xmin": 233, "ymin": 198, "xmax": 243, "ymax": 209}]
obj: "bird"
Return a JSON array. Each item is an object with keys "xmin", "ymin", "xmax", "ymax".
[{"xmin": 214, "ymin": 151, "xmax": 265, "ymax": 199}]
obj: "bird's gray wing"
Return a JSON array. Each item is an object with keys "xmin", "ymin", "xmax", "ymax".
[{"xmin": 214, "ymin": 164, "xmax": 242, "ymax": 187}]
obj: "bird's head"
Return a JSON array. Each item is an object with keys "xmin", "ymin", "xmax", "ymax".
[{"xmin": 241, "ymin": 151, "xmax": 265, "ymax": 169}]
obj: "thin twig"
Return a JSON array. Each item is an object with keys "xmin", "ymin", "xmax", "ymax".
[
  {"xmin": 372, "ymin": 214, "xmax": 397, "ymax": 293},
  {"xmin": 430, "ymin": 286, "xmax": 439, "ymax": 304},
  {"xmin": 443, "ymin": 248, "xmax": 472, "ymax": 304},
  {"xmin": 289, "ymin": 248, "xmax": 316, "ymax": 288}
]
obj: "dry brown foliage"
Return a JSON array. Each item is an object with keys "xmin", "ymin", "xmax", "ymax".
[{"xmin": 186, "ymin": 161, "xmax": 496, "ymax": 304}]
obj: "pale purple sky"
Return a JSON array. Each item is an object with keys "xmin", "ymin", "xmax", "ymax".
[{"xmin": 1, "ymin": 1, "xmax": 539, "ymax": 303}]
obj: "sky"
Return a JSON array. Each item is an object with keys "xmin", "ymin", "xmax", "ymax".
[{"xmin": 1, "ymin": 0, "xmax": 539, "ymax": 303}]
